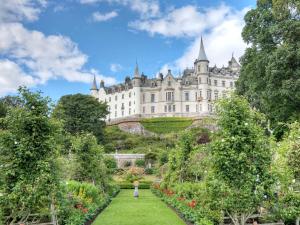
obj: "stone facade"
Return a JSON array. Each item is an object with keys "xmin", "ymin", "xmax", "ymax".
[{"xmin": 91, "ymin": 38, "xmax": 240, "ymax": 122}]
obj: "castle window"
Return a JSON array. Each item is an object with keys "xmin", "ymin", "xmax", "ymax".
[
  {"xmin": 200, "ymin": 104, "xmax": 202, "ymax": 111},
  {"xmin": 115, "ymin": 104, "xmax": 117, "ymax": 109},
  {"xmin": 115, "ymin": 111, "xmax": 117, "ymax": 117},
  {"xmin": 207, "ymin": 90, "xmax": 212, "ymax": 100},
  {"xmin": 222, "ymin": 91, "xmax": 226, "ymax": 98},
  {"xmin": 199, "ymin": 90, "xmax": 202, "ymax": 97},
  {"xmin": 168, "ymin": 105, "xmax": 172, "ymax": 112},
  {"xmin": 122, "ymin": 111, "xmax": 124, "ymax": 116},
  {"xmin": 129, "ymin": 101, "xmax": 131, "ymax": 106},
  {"xmin": 129, "ymin": 108, "xmax": 131, "ymax": 115},
  {"xmin": 222, "ymin": 80, "xmax": 226, "ymax": 87},
  {"xmin": 122, "ymin": 94, "xmax": 124, "ymax": 99},
  {"xmin": 143, "ymin": 94, "xmax": 146, "ymax": 103},
  {"xmin": 185, "ymin": 92, "xmax": 189, "ymax": 101},
  {"xmin": 121, "ymin": 103, "xmax": 124, "ymax": 109},
  {"xmin": 166, "ymin": 92, "xmax": 174, "ymax": 101},
  {"xmin": 164, "ymin": 105, "xmax": 167, "ymax": 112},
  {"xmin": 151, "ymin": 94, "xmax": 155, "ymax": 103},
  {"xmin": 198, "ymin": 65, "xmax": 200, "ymax": 72},
  {"xmin": 129, "ymin": 92, "xmax": 131, "ymax": 98},
  {"xmin": 115, "ymin": 95, "xmax": 117, "ymax": 101},
  {"xmin": 109, "ymin": 97, "xmax": 111, "ymax": 102},
  {"xmin": 214, "ymin": 80, "xmax": 217, "ymax": 86},
  {"xmin": 214, "ymin": 90, "xmax": 219, "ymax": 100},
  {"xmin": 173, "ymin": 105, "xmax": 176, "ymax": 112},
  {"xmin": 209, "ymin": 79, "xmax": 211, "ymax": 85},
  {"xmin": 195, "ymin": 92, "xmax": 198, "ymax": 100},
  {"xmin": 185, "ymin": 105, "xmax": 189, "ymax": 112},
  {"xmin": 151, "ymin": 106, "xmax": 155, "ymax": 113}
]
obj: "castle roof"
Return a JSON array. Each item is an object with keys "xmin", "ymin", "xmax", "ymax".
[
  {"xmin": 198, "ymin": 37, "xmax": 209, "ymax": 62},
  {"xmin": 90, "ymin": 75, "xmax": 98, "ymax": 90}
]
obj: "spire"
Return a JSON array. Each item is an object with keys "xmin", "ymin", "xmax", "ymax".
[
  {"xmin": 134, "ymin": 61, "xmax": 140, "ymax": 78},
  {"xmin": 198, "ymin": 36, "xmax": 209, "ymax": 62},
  {"xmin": 90, "ymin": 75, "xmax": 98, "ymax": 90}
]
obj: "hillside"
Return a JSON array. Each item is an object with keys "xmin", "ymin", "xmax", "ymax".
[{"xmin": 103, "ymin": 117, "xmax": 215, "ymax": 153}]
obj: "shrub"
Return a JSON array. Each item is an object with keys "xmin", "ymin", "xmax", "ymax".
[
  {"xmin": 135, "ymin": 159, "xmax": 145, "ymax": 167},
  {"xmin": 145, "ymin": 168, "xmax": 154, "ymax": 175},
  {"xmin": 197, "ymin": 218, "xmax": 214, "ymax": 225},
  {"xmin": 104, "ymin": 156, "xmax": 117, "ymax": 174}
]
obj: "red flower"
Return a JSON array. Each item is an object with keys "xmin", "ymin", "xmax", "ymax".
[
  {"xmin": 187, "ymin": 199, "xmax": 197, "ymax": 208},
  {"xmin": 177, "ymin": 197, "xmax": 186, "ymax": 201},
  {"xmin": 82, "ymin": 208, "xmax": 88, "ymax": 214}
]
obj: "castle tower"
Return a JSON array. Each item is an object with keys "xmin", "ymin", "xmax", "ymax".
[
  {"xmin": 90, "ymin": 75, "xmax": 98, "ymax": 98},
  {"xmin": 132, "ymin": 62, "xmax": 141, "ymax": 115},
  {"xmin": 194, "ymin": 37, "xmax": 210, "ymax": 113}
]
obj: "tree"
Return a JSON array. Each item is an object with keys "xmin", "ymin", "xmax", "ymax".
[
  {"xmin": 0, "ymin": 87, "xmax": 60, "ymax": 224},
  {"xmin": 236, "ymin": 0, "xmax": 300, "ymax": 131},
  {"xmin": 71, "ymin": 133, "xmax": 109, "ymax": 191},
  {"xmin": 210, "ymin": 94, "xmax": 274, "ymax": 225},
  {"xmin": 0, "ymin": 95, "xmax": 22, "ymax": 118},
  {"xmin": 274, "ymin": 122, "xmax": 300, "ymax": 225},
  {"xmin": 53, "ymin": 94, "xmax": 108, "ymax": 143}
]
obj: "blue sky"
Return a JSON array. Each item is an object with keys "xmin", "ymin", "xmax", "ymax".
[{"xmin": 0, "ymin": 0, "xmax": 256, "ymax": 101}]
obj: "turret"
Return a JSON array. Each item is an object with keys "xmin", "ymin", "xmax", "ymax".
[
  {"xmin": 228, "ymin": 53, "xmax": 240, "ymax": 72},
  {"xmin": 132, "ymin": 62, "xmax": 141, "ymax": 87},
  {"xmin": 132, "ymin": 62, "xmax": 141, "ymax": 115},
  {"xmin": 90, "ymin": 75, "xmax": 98, "ymax": 98},
  {"xmin": 194, "ymin": 37, "xmax": 209, "ymax": 74}
]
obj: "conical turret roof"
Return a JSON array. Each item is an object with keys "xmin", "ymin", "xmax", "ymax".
[
  {"xmin": 90, "ymin": 75, "xmax": 98, "ymax": 90},
  {"xmin": 134, "ymin": 61, "xmax": 140, "ymax": 78},
  {"xmin": 198, "ymin": 36, "xmax": 209, "ymax": 62}
]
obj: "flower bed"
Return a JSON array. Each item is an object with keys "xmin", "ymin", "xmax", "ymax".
[{"xmin": 151, "ymin": 183, "xmax": 217, "ymax": 225}]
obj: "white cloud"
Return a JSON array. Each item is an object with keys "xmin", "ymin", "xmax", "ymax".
[
  {"xmin": 110, "ymin": 63, "xmax": 122, "ymax": 72},
  {"xmin": 92, "ymin": 11, "xmax": 118, "ymax": 22},
  {"xmin": 0, "ymin": 23, "xmax": 116, "ymax": 95},
  {"xmin": 0, "ymin": 0, "xmax": 47, "ymax": 22},
  {"xmin": 132, "ymin": 4, "xmax": 250, "ymax": 73},
  {"xmin": 80, "ymin": 0, "xmax": 160, "ymax": 18}
]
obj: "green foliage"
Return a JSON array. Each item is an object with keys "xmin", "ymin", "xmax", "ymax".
[
  {"xmin": 237, "ymin": 0, "xmax": 300, "ymax": 128},
  {"xmin": 0, "ymin": 95, "xmax": 23, "ymax": 118},
  {"xmin": 53, "ymin": 94, "xmax": 108, "ymax": 143},
  {"xmin": 0, "ymin": 87, "xmax": 60, "ymax": 222},
  {"xmin": 196, "ymin": 217, "xmax": 214, "ymax": 225},
  {"xmin": 117, "ymin": 181, "xmax": 151, "ymax": 189},
  {"xmin": 58, "ymin": 181, "xmax": 113, "ymax": 225},
  {"xmin": 71, "ymin": 133, "xmax": 109, "ymax": 189},
  {"xmin": 274, "ymin": 122, "xmax": 300, "ymax": 224},
  {"xmin": 103, "ymin": 125, "xmax": 175, "ymax": 153},
  {"xmin": 141, "ymin": 117, "xmax": 193, "ymax": 134},
  {"xmin": 104, "ymin": 156, "xmax": 117, "ymax": 174},
  {"xmin": 135, "ymin": 159, "xmax": 145, "ymax": 167},
  {"xmin": 210, "ymin": 94, "xmax": 274, "ymax": 224}
]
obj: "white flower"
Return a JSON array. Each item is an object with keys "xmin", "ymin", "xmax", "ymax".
[
  {"xmin": 31, "ymin": 106, "xmax": 35, "ymax": 109},
  {"xmin": 245, "ymin": 122, "xmax": 248, "ymax": 126}
]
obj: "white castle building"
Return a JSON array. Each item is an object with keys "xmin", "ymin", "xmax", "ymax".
[{"xmin": 90, "ymin": 38, "xmax": 240, "ymax": 122}]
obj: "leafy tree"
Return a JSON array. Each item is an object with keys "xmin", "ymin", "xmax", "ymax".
[
  {"xmin": 0, "ymin": 95, "xmax": 23, "ymax": 118},
  {"xmin": 53, "ymin": 94, "xmax": 108, "ymax": 143},
  {"xmin": 71, "ymin": 133, "xmax": 109, "ymax": 191},
  {"xmin": 210, "ymin": 94, "xmax": 274, "ymax": 225},
  {"xmin": 274, "ymin": 122, "xmax": 300, "ymax": 225},
  {"xmin": 0, "ymin": 87, "xmax": 60, "ymax": 223},
  {"xmin": 237, "ymin": 0, "xmax": 300, "ymax": 131}
]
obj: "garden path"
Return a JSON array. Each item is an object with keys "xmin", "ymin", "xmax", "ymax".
[{"xmin": 92, "ymin": 189, "xmax": 186, "ymax": 225}]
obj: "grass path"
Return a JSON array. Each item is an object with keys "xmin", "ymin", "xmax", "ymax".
[{"xmin": 92, "ymin": 189, "xmax": 186, "ymax": 225}]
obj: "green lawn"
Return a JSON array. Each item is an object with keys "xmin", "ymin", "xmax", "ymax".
[
  {"xmin": 92, "ymin": 189, "xmax": 186, "ymax": 225},
  {"xmin": 141, "ymin": 117, "xmax": 193, "ymax": 134}
]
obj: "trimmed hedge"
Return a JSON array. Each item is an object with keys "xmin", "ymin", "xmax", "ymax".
[{"xmin": 117, "ymin": 181, "xmax": 152, "ymax": 189}]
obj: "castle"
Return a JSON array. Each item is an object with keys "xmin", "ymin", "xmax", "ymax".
[{"xmin": 90, "ymin": 38, "xmax": 240, "ymax": 122}]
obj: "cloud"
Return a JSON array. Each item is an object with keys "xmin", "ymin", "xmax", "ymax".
[
  {"xmin": 0, "ymin": 23, "xmax": 116, "ymax": 95},
  {"xmin": 110, "ymin": 63, "xmax": 122, "ymax": 72},
  {"xmin": 0, "ymin": 0, "xmax": 47, "ymax": 22},
  {"xmin": 92, "ymin": 11, "xmax": 118, "ymax": 22},
  {"xmin": 129, "ymin": 4, "xmax": 249, "ymax": 73},
  {"xmin": 80, "ymin": 0, "xmax": 160, "ymax": 18}
]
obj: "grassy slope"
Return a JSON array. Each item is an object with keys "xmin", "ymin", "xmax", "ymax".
[
  {"xmin": 141, "ymin": 117, "xmax": 193, "ymax": 134},
  {"xmin": 103, "ymin": 125, "xmax": 176, "ymax": 153},
  {"xmin": 92, "ymin": 189, "xmax": 186, "ymax": 225}
]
